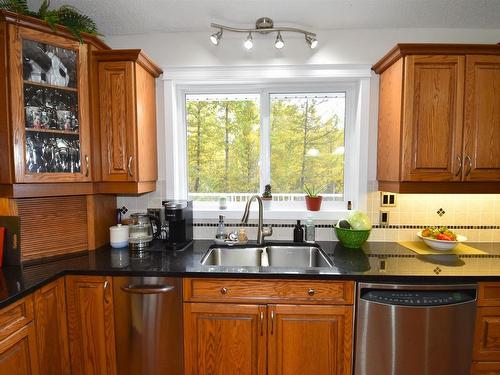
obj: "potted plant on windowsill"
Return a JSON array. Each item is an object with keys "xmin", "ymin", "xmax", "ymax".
[
  {"xmin": 261, "ymin": 184, "xmax": 272, "ymax": 209},
  {"xmin": 304, "ymin": 185, "xmax": 323, "ymax": 211}
]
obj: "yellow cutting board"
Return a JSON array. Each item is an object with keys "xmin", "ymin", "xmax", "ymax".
[{"xmin": 398, "ymin": 241, "xmax": 486, "ymax": 255}]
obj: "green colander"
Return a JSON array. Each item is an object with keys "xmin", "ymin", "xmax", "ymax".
[{"xmin": 334, "ymin": 226, "xmax": 371, "ymax": 248}]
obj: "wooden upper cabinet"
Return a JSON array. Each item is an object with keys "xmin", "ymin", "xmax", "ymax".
[
  {"xmin": 33, "ymin": 278, "xmax": 70, "ymax": 375},
  {"xmin": 8, "ymin": 25, "xmax": 92, "ymax": 183},
  {"xmin": 0, "ymin": 11, "xmax": 110, "ymax": 198},
  {"xmin": 402, "ymin": 55, "xmax": 464, "ymax": 182},
  {"xmin": 268, "ymin": 304, "xmax": 353, "ymax": 375},
  {"xmin": 463, "ymin": 55, "xmax": 500, "ymax": 181},
  {"xmin": 373, "ymin": 44, "xmax": 500, "ymax": 193},
  {"xmin": 65, "ymin": 275, "xmax": 116, "ymax": 375},
  {"xmin": 93, "ymin": 50, "xmax": 162, "ymax": 194},
  {"xmin": 184, "ymin": 302, "xmax": 267, "ymax": 375}
]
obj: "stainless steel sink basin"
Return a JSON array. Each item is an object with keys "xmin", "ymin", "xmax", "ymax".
[
  {"xmin": 200, "ymin": 247, "xmax": 263, "ymax": 266},
  {"xmin": 200, "ymin": 245, "xmax": 333, "ymax": 268},
  {"xmin": 267, "ymin": 245, "xmax": 333, "ymax": 268}
]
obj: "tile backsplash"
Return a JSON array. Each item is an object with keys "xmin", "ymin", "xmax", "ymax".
[{"xmin": 117, "ymin": 186, "xmax": 500, "ymax": 242}]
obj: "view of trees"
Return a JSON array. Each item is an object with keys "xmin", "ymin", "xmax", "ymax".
[{"xmin": 186, "ymin": 93, "xmax": 345, "ymax": 200}]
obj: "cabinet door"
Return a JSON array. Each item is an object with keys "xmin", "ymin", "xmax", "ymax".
[
  {"xmin": 471, "ymin": 362, "xmax": 500, "ymax": 375},
  {"xmin": 0, "ymin": 323, "xmax": 39, "ymax": 375},
  {"xmin": 463, "ymin": 55, "xmax": 500, "ymax": 181},
  {"xmin": 65, "ymin": 276, "xmax": 116, "ymax": 375},
  {"xmin": 8, "ymin": 25, "xmax": 92, "ymax": 183},
  {"xmin": 33, "ymin": 278, "xmax": 70, "ymax": 375},
  {"xmin": 268, "ymin": 304, "xmax": 353, "ymax": 375},
  {"xmin": 184, "ymin": 303, "xmax": 266, "ymax": 375},
  {"xmin": 402, "ymin": 55, "xmax": 465, "ymax": 181},
  {"xmin": 473, "ymin": 307, "xmax": 500, "ymax": 362},
  {"xmin": 97, "ymin": 61, "xmax": 137, "ymax": 182}
]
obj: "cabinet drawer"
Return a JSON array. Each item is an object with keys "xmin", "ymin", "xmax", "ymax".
[
  {"xmin": 471, "ymin": 361, "xmax": 500, "ymax": 375},
  {"xmin": 473, "ymin": 307, "xmax": 500, "ymax": 362},
  {"xmin": 184, "ymin": 278, "xmax": 354, "ymax": 305},
  {"xmin": 478, "ymin": 283, "xmax": 500, "ymax": 306},
  {"xmin": 0, "ymin": 296, "xmax": 34, "ymax": 341}
]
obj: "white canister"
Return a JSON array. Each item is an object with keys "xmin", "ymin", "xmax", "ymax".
[{"xmin": 110, "ymin": 224, "xmax": 129, "ymax": 248}]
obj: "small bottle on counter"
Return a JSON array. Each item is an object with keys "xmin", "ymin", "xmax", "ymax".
[
  {"xmin": 293, "ymin": 220, "xmax": 304, "ymax": 242},
  {"xmin": 216, "ymin": 215, "xmax": 227, "ymax": 239},
  {"xmin": 238, "ymin": 228, "xmax": 248, "ymax": 242},
  {"xmin": 305, "ymin": 217, "xmax": 315, "ymax": 243}
]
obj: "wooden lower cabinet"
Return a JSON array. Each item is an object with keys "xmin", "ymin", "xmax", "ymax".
[
  {"xmin": 268, "ymin": 304, "xmax": 353, "ymax": 375},
  {"xmin": 33, "ymin": 278, "xmax": 70, "ymax": 375},
  {"xmin": 65, "ymin": 275, "xmax": 116, "ymax": 375},
  {"xmin": 0, "ymin": 295, "xmax": 39, "ymax": 374},
  {"xmin": 183, "ymin": 279, "xmax": 355, "ymax": 375},
  {"xmin": 0, "ymin": 322, "xmax": 39, "ymax": 374},
  {"xmin": 184, "ymin": 303, "xmax": 267, "ymax": 375}
]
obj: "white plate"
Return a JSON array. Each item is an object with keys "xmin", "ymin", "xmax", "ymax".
[{"xmin": 417, "ymin": 231, "xmax": 467, "ymax": 251}]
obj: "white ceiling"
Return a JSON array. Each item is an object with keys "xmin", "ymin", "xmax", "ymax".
[{"xmin": 27, "ymin": 0, "xmax": 500, "ymax": 36}]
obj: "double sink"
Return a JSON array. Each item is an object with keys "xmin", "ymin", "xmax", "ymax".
[{"xmin": 200, "ymin": 244, "xmax": 333, "ymax": 268}]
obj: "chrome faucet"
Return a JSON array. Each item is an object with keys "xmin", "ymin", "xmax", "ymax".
[{"xmin": 241, "ymin": 195, "xmax": 272, "ymax": 245}]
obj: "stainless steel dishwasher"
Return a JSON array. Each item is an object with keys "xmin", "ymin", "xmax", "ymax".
[
  {"xmin": 113, "ymin": 277, "xmax": 183, "ymax": 375},
  {"xmin": 354, "ymin": 283, "xmax": 477, "ymax": 375}
]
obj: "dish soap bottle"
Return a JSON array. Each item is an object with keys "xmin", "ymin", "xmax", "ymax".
[
  {"xmin": 216, "ymin": 215, "xmax": 227, "ymax": 239},
  {"xmin": 293, "ymin": 220, "xmax": 304, "ymax": 242},
  {"xmin": 305, "ymin": 217, "xmax": 315, "ymax": 243}
]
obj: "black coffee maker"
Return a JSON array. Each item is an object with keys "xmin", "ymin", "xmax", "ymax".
[{"xmin": 162, "ymin": 200, "xmax": 193, "ymax": 249}]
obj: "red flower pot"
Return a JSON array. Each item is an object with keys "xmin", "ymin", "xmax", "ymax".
[{"xmin": 305, "ymin": 196, "xmax": 322, "ymax": 211}]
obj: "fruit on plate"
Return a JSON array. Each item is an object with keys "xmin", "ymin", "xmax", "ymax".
[{"xmin": 421, "ymin": 226, "xmax": 457, "ymax": 241}]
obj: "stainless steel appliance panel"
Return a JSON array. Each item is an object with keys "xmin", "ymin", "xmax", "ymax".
[
  {"xmin": 355, "ymin": 283, "xmax": 477, "ymax": 375},
  {"xmin": 113, "ymin": 277, "xmax": 183, "ymax": 375}
]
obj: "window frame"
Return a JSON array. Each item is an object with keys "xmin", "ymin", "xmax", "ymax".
[{"xmin": 177, "ymin": 82, "xmax": 359, "ymax": 217}]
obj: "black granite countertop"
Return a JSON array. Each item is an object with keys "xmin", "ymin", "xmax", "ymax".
[{"xmin": 1, "ymin": 239, "xmax": 500, "ymax": 309}]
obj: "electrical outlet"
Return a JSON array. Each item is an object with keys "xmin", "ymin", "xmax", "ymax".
[
  {"xmin": 380, "ymin": 210, "xmax": 390, "ymax": 226},
  {"xmin": 380, "ymin": 192, "xmax": 397, "ymax": 207}
]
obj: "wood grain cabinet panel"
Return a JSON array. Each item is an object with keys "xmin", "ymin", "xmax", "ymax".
[
  {"xmin": 474, "ymin": 307, "xmax": 500, "ymax": 362},
  {"xmin": 268, "ymin": 304, "xmax": 353, "ymax": 375},
  {"xmin": 0, "ymin": 296, "xmax": 33, "ymax": 341},
  {"xmin": 0, "ymin": 323, "xmax": 39, "ymax": 375},
  {"xmin": 65, "ymin": 275, "xmax": 116, "ymax": 375},
  {"xmin": 92, "ymin": 50, "xmax": 162, "ymax": 194},
  {"xmin": 184, "ymin": 303, "xmax": 267, "ymax": 375},
  {"xmin": 33, "ymin": 278, "xmax": 70, "ymax": 375},
  {"xmin": 402, "ymin": 55, "xmax": 464, "ymax": 182},
  {"xmin": 463, "ymin": 55, "xmax": 500, "ymax": 181},
  {"xmin": 471, "ymin": 361, "xmax": 500, "ymax": 375}
]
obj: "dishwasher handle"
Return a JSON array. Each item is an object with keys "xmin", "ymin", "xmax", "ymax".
[{"xmin": 121, "ymin": 284, "xmax": 175, "ymax": 294}]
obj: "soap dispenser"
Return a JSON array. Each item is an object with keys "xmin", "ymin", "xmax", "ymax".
[{"xmin": 293, "ymin": 220, "xmax": 304, "ymax": 242}]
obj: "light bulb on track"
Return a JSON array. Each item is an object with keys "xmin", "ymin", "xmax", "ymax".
[
  {"xmin": 244, "ymin": 33, "xmax": 253, "ymax": 50},
  {"xmin": 210, "ymin": 29, "xmax": 223, "ymax": 45},
  {"xmin": 274, "ymin": 31, "xmax": 284, "ymax": 49}
]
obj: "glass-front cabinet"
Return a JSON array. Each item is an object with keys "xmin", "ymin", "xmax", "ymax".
[{"xmin": 9, "ymin": 26, "xmax": 91, "ymax": 182}]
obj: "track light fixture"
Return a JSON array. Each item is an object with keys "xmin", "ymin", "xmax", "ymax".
[
  {"xmin": 209, "ymin": 17, "xmax": 318, "ymax": 50},
  {"xmin": 274, "ymin": 31, "xmax": 285, "ymax": 49},
  {"xmin": 244, "ymin": 32, "xmax": 253, "ymax": 50},
  {"xmin": 210, "ymin": 29, "xmax": 223, "ymax": 45}
]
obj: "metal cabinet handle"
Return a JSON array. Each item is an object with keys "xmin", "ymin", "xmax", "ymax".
[
  {"xmin": 121, "ymin": 285, "xmax": 175, "ymax": 294},
  {"xmin": 127, "ymin": 156, "xmax": 133, "ymax": 177},
  {"xmin": 465, "ymin": 155, "xmax": 472, "ymax": 177},
  {"xmin": 220, "ymin": 287, "xmax": 228, "ymax": 295},
  {"xmin": 454, "ymin": 155, "xmax": 462, "ymax": 177},
  {"xmin": 260, "ymin": 311, "xmax": 264, "ymax": 336},
  {"xmin": 104, "ymin": 280, "xmax": 109, "ymax": 290},
  {"xmin": 270, "ymin": 310, "xmax": 275, "ymax": 335},
  {"xmin": 308, "ymin": 288, "xmax": 315, "ymax": 296},
  {"xmin": 85, "ymin": 155, "xmax": 89, "ymax": 177}
]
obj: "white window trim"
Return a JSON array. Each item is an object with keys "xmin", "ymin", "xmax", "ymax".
[{"xmin": 161, "ymin": 65, "xmax": 372, "ymax": 220}]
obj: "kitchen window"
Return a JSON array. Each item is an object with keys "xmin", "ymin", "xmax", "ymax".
[{"xmin": 179, "ymin": 83, "xmax": 358, "ymax": 216}]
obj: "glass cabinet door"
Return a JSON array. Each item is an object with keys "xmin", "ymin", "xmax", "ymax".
[{"xmin": 10, "ymin": 26, "xmax": 91, "ymax": 182}]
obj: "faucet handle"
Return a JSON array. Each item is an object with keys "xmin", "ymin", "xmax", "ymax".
[{"xmin": 262, "ymin": 225, "xmax": 273, "ymax": 238}]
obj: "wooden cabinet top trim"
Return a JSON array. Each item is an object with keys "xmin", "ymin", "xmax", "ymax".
[
  {"xmin": 93, "ymin": 49, "xmax": 163, "ymax": 77},
  {"xmin": 0, "ymin": 10, "xmax": 110, "ymax": 50},
  {"xmin": 372, "ymin": 43, "xmax": 500, "ymax": 74}
]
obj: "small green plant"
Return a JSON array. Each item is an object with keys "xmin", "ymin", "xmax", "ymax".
[
  {"xmin": 0, "ymin": 0, "xmax": 100, "ymax": 42},
  {"xmin": 304, "ymin": 184, "xmax": 324, "ymax": 198},
  {"xmin": 262, "ymin": 184, "xmax": 272, "ymax": 199}
]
